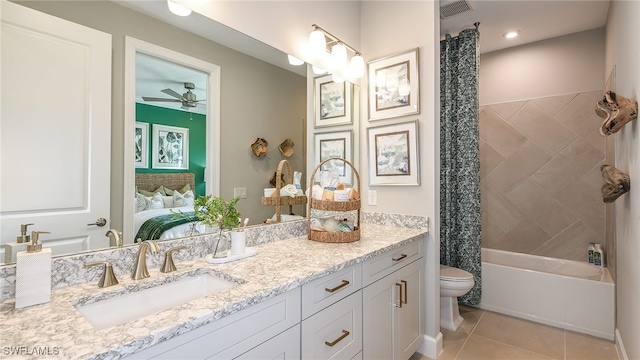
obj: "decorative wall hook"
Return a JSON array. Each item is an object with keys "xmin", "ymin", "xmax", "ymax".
[
  {"xmin": 250, "ymin": 138, "xmax": 268, "ymax": 158},
  {"xmin": 595, "ymin": 91, "xmax": 638, "ymax": 136},
  {"xmin": 601, "ymin": 164, "xmax": 630, "ymax": 203}
]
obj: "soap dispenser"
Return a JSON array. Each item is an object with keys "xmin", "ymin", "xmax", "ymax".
[
  {"xmin": 15, "ymin": 231, "xmax": 52, "ymax": 309},
  {"xmin": 4, "ymin": 223, "xmax": 35, "ymax": 264}
]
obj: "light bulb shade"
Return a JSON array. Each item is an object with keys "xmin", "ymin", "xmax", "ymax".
[
  {"xmin": 287, "ymin": 55, "xmax": 304, "ymax": 66},
  {"xmin": 312, "ymin": 66, "xmax": 327, "ymax": 75},
  {"xmin": 309, "ymin": 29, "xmax": 327, "ymax": 58},
  {"xmin": 330, "ymin": 43, "xmax": 347, "ymax": 70},
  {"xmin": 349, "ymin": 55, "xmax": 365, "ymax": 78},
  {"xmin": 167, "ymin": 0, "xmax": 191, "ymax": 16}
]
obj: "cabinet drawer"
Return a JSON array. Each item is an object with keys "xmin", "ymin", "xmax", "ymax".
[
  {"xmin": 131, "ymin": 289, "xmax": 300, "ymax": 359},
  {"xmin": 302, "ymin": 263, "xmax": 362, "ymax": 319},
  {"xmin": 234, "ymin": 324, "xmax": 300, "ymax": 360},
  {"xmin": 301, "ymin": 290, "xmax": 362, "ymax": 360},
  {"xmin": 363, "ymin": 241, "xmax": 422, "ymax": 286}
]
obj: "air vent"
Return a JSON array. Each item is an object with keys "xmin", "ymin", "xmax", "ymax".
[{"xmin": 440, "ymin": 0, "xmax": 474, "ymax": 19}]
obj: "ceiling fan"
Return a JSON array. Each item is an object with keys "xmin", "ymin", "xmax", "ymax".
[{"xmin": 142, "ymin": 82, "xmax": 204, "ymax": 110}]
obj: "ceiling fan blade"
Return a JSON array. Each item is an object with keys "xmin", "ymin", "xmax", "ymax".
[
  {"xmin": 142, "ymin": 96, "xmax": 181, "ymax": 102},
  {"xmin": 161, "ymin": 88, "xmax": 185, "ymax": 100}
]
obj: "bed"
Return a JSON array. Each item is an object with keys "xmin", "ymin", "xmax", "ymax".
[{"xmin": 134, "ymin": 173, "xmax": 204, "ymax": 240}]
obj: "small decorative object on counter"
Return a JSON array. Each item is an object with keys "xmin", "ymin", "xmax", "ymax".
[
  {"xmin": 600, "ymin": 164, "xmax": 630, "ymax": 203},
  {"xmin": 251, "ymin": 138, "xmax": 269, "ymax": 157},
  {"xmin": 596, "ymin": 91, "xmax": 637, "ymax": 136},
  {"xmin": 193, "ymin": 195, "xmax": 241, "ymax": 258},
  {"xmin": 15, "ymin": 230, "xmax": 52, "ymax": 309},
  {"xmin": 308, "ymin": 157, "xmax": 361, "ymax": 243}
]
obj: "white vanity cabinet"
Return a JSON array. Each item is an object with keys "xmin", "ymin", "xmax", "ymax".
[
  {"xmin": 301, "ymin": 264, "xmax": 363, "ymax": 359},
  {"xmin": 127, "ymin": 289, "xmax": 300, "ymax": 359},
  {"xmin": 362, "ymin": 241, "xmax": 424, "ymax": 360}
]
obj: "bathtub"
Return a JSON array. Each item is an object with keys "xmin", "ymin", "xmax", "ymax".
[{"xmin": 479, "ymin": 248, "xmax": 615, "ymax": 340}]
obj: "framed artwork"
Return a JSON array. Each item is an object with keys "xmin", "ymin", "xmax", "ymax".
[
  {"xmin": 314, "ymin": 74, "xmax": 352, "ymax": 127},
  {"xmin": 152, "ymin": 124, "xmax": 189, "ymax": 169},
  {"xmin": 314, "ymin": 131, "xmax": 353, "ymax": 185},
  {"xmin": 368, "ymin": 48, "xmax": 420, "ymax": 121},
  {"xmin": 134, "ymin": 122, "xmax": 149, "ymax": 168},
  {"xmin": 367, "ymin": 120, "xmax": 419, "ymax": 186}
]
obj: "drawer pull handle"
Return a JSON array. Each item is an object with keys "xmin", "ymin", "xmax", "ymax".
[
  {"xmin": 392, "ymin": 254, "xmax": 407, "ymax": 262},
  {"xmin": 325, "ymin": 330, "xmax": 350, "ymax": 347},
  {"xmin": 325, "ymin": 280, "xmax": 350, "ymax": 293},
  {"xmin": 395, "ymin": 283, "xmax": 403, "ymax": 308},
  {"xmin": 401, "ymin": 280, "xmax": 408, "ymax": 305}
]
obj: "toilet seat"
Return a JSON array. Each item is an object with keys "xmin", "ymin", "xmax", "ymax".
[{"xmin": 440, "ymin": 265, "xmax": 473, "ymax": 282}]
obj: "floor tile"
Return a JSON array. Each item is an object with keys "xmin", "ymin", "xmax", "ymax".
[
  {"xmin": 456, "ymin": 335, "xmax": 554, "ymax": 360},
  {"xmin": 565, "ymin": 331, "xmax": 618, "ymax": 360},
  {"xmin": 472, "ymin": 312, "xmax": 565, "ymax": 359}
]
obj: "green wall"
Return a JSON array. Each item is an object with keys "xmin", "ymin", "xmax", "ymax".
[{"xmin": 135, "ymin": 103, "xmax": 206, "ymax": 197}]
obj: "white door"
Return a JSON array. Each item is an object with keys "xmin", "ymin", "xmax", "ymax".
[{"xmin": 0, "ymin": 2, "xmax": 112, "ymax": 262}]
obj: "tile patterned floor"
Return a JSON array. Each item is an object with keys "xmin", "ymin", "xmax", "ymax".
[{"xmin": 412, "ymin": 306, "xmax": 618, "ymax": 360}]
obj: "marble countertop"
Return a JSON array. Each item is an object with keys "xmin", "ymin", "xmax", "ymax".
[{"xmin": 0, "ymin": 224, "xmax": 426, "ymax": 359}]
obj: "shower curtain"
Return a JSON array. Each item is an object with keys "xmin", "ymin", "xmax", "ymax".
[{"xmin": 440, "ymin": 28, "xmax": 482, "ymax": 305}]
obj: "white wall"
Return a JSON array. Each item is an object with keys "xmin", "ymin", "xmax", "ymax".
[
  {"xmin": 604, "ymin": 1, "xmax": 640, "ymax": 359},
  {"xmin": 360, "ymin": 1, "xmax": 440, "ymax": 356},
  {"xmin": 480, "ymin": 28, "xmax": 605, "ymax": 105}
]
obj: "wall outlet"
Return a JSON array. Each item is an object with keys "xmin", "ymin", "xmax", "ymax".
[
  {"xmin": 368, "ymin": 190, "xmax": 377, "ymax": 206},
  {"xmin": 233, "ymin": 188, "xmax": 247, "ymax": 199}
]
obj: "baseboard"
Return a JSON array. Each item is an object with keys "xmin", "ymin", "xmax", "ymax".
[
  {"xmin": 417, "ymin": 332, "xmax": 442, "ymax": 359},
  {"xmin": 616, "ymin": 328, "xmax": 629, "ymax": 360}
]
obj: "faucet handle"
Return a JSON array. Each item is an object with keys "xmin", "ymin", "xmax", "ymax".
[
  {"xmin": 86, "ymin": 261, "xmax": 119, "ymax": 288},
  {"xmin": 160, "ymin": 246, "xmax": 187, "ymax": 273}
]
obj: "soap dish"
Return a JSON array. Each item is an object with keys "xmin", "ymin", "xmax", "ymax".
[{"xmin": 205, "ymin": 247, "xmax": 257, "ymax": 264}]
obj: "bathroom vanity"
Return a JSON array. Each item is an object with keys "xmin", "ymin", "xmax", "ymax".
[{"xmin": 0, "ymin": 222, "xmax": 426, "ymax": 359}]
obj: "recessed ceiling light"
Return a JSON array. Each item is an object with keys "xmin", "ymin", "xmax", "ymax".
[
  {"xmin": 167, "ymin": 0, "xmax": 191, "ymax": 17},
  {"xmin": 503, "ymin": 30, "xmax": 520, "ymax": 39}
]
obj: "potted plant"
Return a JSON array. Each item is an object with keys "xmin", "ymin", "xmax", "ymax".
[{"xmin": 194, "ymin": 195, "xmax": 241, "ymax": 258}]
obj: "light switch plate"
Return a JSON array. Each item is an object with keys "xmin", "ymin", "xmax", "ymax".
[
  {"xmin": 368, "ymin": 190, "xmax": 377, "ymax": 206},
  {"xmin": 233, "ymin": 188, "xmax": 247, "ymax": 199}
]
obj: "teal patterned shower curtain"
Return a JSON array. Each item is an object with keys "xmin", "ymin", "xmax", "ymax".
[{"xmin": 440, "ymin": 28, "xmax": 482, "ymax": 305}]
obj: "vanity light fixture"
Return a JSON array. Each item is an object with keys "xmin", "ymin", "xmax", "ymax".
[
  {"xmin": 312, "ymin": 65, "xmax": 327, "ymax": 75},
  {"xmin": 503, "ymin": 30, "xmax": 520, "ymax": 39},
  {"xmin": 308, "ymin": 24, "xmax": 364, "ymax": 78},
  {"xmin": 287, "ymin": 55, "xmax": 304, "ymax": 66},
  {"xmin": 167, "ymin": 0, "xmax": 191, "ymax": 17}
]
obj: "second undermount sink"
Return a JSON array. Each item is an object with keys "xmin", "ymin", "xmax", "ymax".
[{"xmin": 75, "ymin": 273, "xmax": 238, "ymax": 329}]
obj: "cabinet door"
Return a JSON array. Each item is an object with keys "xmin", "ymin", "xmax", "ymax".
[
  {"xmin": 362, "ymin": 273, "xmax": 395, "ymax": 360},
  {"xmin": 234, "ymin": 324, "xmax": 300, "ymax": 360},
  {"xmin": 394, "ymin": 258, "xmax": 424, "ymax": 360}
]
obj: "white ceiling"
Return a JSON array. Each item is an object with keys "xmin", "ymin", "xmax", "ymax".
[
  {"xmin": 440, "ymin": 0, "xmax": 610, "ymax": 54},
  {"xmin": 126, "ymin": 0, "xmax": 611, "ymax": 114}
]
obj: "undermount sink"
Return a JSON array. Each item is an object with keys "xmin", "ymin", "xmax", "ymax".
[{"xmin": 75, "ymin": 273, "xmax": 237, "ymax": 329}]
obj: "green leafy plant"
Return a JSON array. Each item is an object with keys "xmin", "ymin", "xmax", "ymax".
[{"xmin": 193, "ymin": 195, "xmax": 241, "ymax": 256}]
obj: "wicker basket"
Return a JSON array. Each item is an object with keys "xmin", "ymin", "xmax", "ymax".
[
  {"xmin": 261, "ymin": 159, "xmax": 306, "ymax": 222},
  {"xmin": 307, "ymin": 158, "xmax": 361, "ymax": 243}
]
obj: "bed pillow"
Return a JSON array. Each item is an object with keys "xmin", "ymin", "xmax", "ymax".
[
  {"xmin": 165, "ymin": 184, "xmax": 191, "ymax": 196},
  {"xmin": 162, "ymin": 196, "xmax": 174, "ymax": 208},
  {"xmin": 173, "ymin": 189, "xmax": 194, "ymax": 207},
  {"xmin": 135, "ymin": 192, "xmax": 164, "ymax": 212},
  {"xmin": 138, "ymin": 186, "xmax": 167, "ymax": 197}
]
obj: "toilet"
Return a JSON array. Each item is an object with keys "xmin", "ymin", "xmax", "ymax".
[{"xmin": 440, "ymin": 264, "xmax": 475, "ymax": 331}]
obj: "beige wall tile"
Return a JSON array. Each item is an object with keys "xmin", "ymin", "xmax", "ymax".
[
  {"xmin": 532, "ymin": 220, "xmax": 603, "ymax": 261},
  {"xmin": 488, "ymin": 218, "xmax": 551, "ymax": 253},
  {"xmin": 481, "ymin": 181, "xmax": 525, "ymax": 232},
  {"xmin": 531, "ymin": 138, "xmax": 604, "ymax": 196},
  {"xmin": 510, "ymin": 102, "xmax": 578, "ymax": 156},
  {"xmin": 532, "ymin": 93, "xmax": 578, "ymax": 116},
  {"xmin": 487, "ymin": 100, "xmax": 527, "ymax": 121},
  {"xmin": 555, "ymin": 90, "xmax": 606, "ymax": 152},
  {"xmin": 479, "ymin": 107, "xmax": 527, "ymax": 157},
  {"xmin": 480, "ymin": 142, "xmax": 505, "ymax": 179},
  {"xmin": 555, "ymin": 177, "xmax": 606, "ymax": 237},
  {"xmin": 485, "ymin": 141, "xmax": 551, "ymax": 194},
  {"xmin": 481, "ymin": 211, "xmax": 507, "ymax": 248},
  {"xmin": 507, "ymin": 179, "xmax": 576, "ymax": 236}
]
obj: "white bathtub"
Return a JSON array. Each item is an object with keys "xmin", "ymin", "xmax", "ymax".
[{"xmin": 479, "ymin": 248, "xmax": 615, "ymax": 340}]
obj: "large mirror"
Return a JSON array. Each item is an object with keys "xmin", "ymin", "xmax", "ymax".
[{"xmin": 0, "ymin": 0, "xmax": 359, "ymax": 264}]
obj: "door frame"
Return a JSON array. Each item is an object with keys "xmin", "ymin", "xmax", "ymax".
[{"xmin": 123, "ymin": 36, "xmax": 221, "ymax": 244}]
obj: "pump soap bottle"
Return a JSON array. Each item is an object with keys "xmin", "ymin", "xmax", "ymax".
[
  {"xmin": 4, "ymin": 223, "xmax": 34, "ymax": 264},
  {"xmin": 15, "ymin": 231, "xmax": 52, "ymax": 309}
]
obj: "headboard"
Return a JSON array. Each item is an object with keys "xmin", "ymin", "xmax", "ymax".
[{"xmin": 135, "ymin": 173, "xmax": 196, "ymax": 196}]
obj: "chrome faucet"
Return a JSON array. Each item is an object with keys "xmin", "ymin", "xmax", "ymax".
[
  {"xmin": 105, "ymin": 229, "xmax": 123, "ymax": 247},
  {"xmin": 132, "ymin": 239, "xmax": 160, "ymax": 280}
]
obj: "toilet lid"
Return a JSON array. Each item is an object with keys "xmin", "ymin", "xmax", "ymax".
[{"xmin": 440, "ymin": 265, "xmax": 474, "ymax": 281}]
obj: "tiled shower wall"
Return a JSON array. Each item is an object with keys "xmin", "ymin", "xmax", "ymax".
[{"xmin": 480, "ymin": 90, "xmax": 609, "ymax": 263}]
